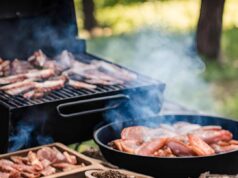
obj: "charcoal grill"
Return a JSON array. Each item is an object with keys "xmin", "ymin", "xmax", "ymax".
[{"xmin": 0, "ymin": 0, "xmax": 165, "ymax": 153}]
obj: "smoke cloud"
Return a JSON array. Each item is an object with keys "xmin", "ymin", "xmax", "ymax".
[
  {"xmin": 8, "ymin": 111, "xmax": 53, "ymax": 152},
  {"xmin": 89, "ymin": 28, "xmax": 216, "ymax": 123}
]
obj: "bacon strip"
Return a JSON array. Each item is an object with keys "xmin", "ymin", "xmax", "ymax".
[
  {"xmin": 68, "ymin": 79, "xmax": 96, "ymax": 90},
  {"xmin": 0, "ymin": 74, "xmax": 27, "ymax": 85},
  {"xmin": 85, "ymin": 79, "xmax": 123, "ymax": 85},
  {"xmin": 188, "ymin": 134, "xmax": 215, "ymax": 156},
  {"xmin": 135, "ymin": 138, "xmax": 167, "ymax": 156},
  {"xmin": 167, "ymin": 139, "xmax": 194, "ymax": 156},
  {"xmin": 0, "ymin": 69, "xmax": 54, "ymax": 85},
  {"xmin": 23, "ymin": 79, "xmax": 66, "ymax": 99},
  {"xmin": 193, "ymin": 129, "xmax": 233, "ymax": 144},
  {"xmin": 25, "ymin": 69, "xmax": 55, "ymax": 80},
  {"xmin": 0, "ymin": 80, "xmax": 34, "ymax": 91},
  {"xmin": 92, "ymin": 60, "xmax": 137, "ymax": 81},
  {"xmin": 121, "ymin": 126, "xmax": 149, "ymax": 142}
]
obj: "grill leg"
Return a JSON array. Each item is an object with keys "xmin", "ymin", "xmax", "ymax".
[{"xmin": 0, "ymin": 107, "xmax": 9, "ymax": 153}]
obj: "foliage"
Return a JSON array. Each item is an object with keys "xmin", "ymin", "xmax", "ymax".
[
  {"xmin": 96, "ymin": 0, "xmax": 146, "ymax": 8},
  {"xmin": 75, "ymin": 0, "xmax": 238, "ymax": 33},
  {"xmin": 74, "ymin": 0, "xmax": 238, "ymax": 118},
  {"xmin": 69, "ymin": 140, "xmax": 98, "ymax": 152}
]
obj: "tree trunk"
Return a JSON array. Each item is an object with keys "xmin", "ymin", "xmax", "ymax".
[
  {"xmin": 82, "ymin": 0, "xmax": 97, "ymax": 31},
  {"xmin": 196, "ymin": 0, "xmax": 225, "ymax": 59}
]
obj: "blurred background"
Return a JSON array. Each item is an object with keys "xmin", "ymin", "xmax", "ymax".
[{"xmin": 73, "ymin": 0, "xmax": 238, "ymax": 119}]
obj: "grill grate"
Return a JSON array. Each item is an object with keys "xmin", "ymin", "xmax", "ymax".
[
  {"xmin": 0, "ymin": 76, "xmax": 156, "ymax": 109},
  {"xmin": 0, "ymin": 53, "xmax": 158, "ymax": 109}
]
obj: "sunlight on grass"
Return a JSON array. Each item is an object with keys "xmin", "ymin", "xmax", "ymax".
[
  {"xmin": 212, "ymin": 81, "xmax": 238, "ymax": 118},
  {"xmin": 75, "ymin": 0, "xmax": 238, "ymax": 35},
  {"xmin": 96, "ymin": 0, "xmax": 200, "ymax": 34}
]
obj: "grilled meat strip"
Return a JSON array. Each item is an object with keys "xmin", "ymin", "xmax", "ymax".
[
  {"xmin": 0, "ymin": 79, "xmax": 35, "ymax": 91},
  {"xmin": 23, "ymin": 90, "xmax": 44, "ymax": 99},
  {"xmin": 0, "ymin": 60, "xmax": 10, "ymax": 76},
  {"xmin": 23, "ymin": 77, "xmax": 66, "ymax": 99},
  {"xmin": 66, "ymin": 69, "xmax": 124, "ymax": 85},
  {"xmin": 28, "ymin": 50, "xmax": 48, "ymax": 68},
  {"xmin": 0, "ymin": 74, "xmax": 27, "ymax": 85},
  {"xmin": 85, "ymin": 79, "xmax": 123, "ymax": 85},
  {"xmin": 34, "ymin": 78, "xmax": 66, "ymax": 93},
  {"xmin": 54, "ymin": 50, "xmax": 75, "ymax": 71},
  {"xmin": 25, "ymin": 69, "xmax": 55, "ymax": 80},
  {"xmin": 11, "ymin": 59, "xmax": 34, "ymax": 75},
  {"xmin": 0, "ymin": 69, "xmax": 55, "ymax": 85},
  {"xmin": 28, "ymin": 50, "xmax": 77, "ymax": 74},
  {"xmin": 68, "ymin": 79, "xmax": 97, "ymax": 90},
  {"xmin": 83, "ymin": 70, "xmax": 122, "ymax": 82},
  {"xmin": 6, "ymin": 84, "xmax": 36, "ymax": 96},
  {"xmin": 92, "ymin": 60, "xmax": 137, "ymax": 81}
]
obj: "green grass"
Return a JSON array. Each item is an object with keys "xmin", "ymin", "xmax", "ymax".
[
  {"xmin": 69, "ymin": 140, "xmax": 98, "ymax": 152},
  {"xmin": 75, "ymin": 0, "xmax": 238, "ymax": 119},
  {"xmin": 75, "ymin": 0, "xmax": 238, "ymax": 34}
]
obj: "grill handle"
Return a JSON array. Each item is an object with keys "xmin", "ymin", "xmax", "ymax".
[{"xmin": 56, "ymin": 94, "xmax": 130, "ymax": 118}]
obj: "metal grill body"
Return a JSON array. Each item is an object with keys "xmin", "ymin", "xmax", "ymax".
[
  {"xmin": 0, "ymin": 52, "xmax": 165, "ymax": 153},
  {"xmin": 0, "ymin": 0, "xmax": 165, "ymax": 153}
]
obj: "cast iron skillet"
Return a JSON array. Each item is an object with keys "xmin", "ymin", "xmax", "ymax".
[{"xmin": 94, "ymin": 115, "xmax": 238, "ymax": 178}]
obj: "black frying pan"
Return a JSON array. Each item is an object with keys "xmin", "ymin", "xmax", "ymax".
[{"xmin": 94, "ymin": 115, "xmax": 238, "ymax": 178}]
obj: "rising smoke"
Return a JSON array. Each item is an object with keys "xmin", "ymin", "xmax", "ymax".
[
  {"xmin": 9, "ymin": 110, "xmax": 53, "ymax": 152},
  {"xmin": 89, "ymin": 28, "xmax": 216, "ymax": 123}
]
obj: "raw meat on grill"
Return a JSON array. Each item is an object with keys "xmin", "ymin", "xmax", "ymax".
[
  {"xmin": 25, "ymin": 69, "xmax": 55, "ymax": 80},
  {"xmin": 0, "ymin": 146, "xmax": 84, "ymax": 178},
  {"xmin": 23, "ymin": 90, "xmax": 44, "ymax": 99},
  {"xmin": 0, "ymin": 49, "xmax": 137, "ymax": 99},
  {"xmin": 0, "ymin": 74, "xmax": 27, "ymax": 85},
  {"xmin": 23, "ymin": 77, "xmax": 66, "ymax": 99},
  {"xmin": 0, "ymin": 80, "xmax": 35, "ymax": 91},
  {"xmin": 5, "ymin": 84, "xmax": 36, "ymax": 96},
  {"xmin": 54, "ymin": 50, "xmax": 76, "ymax": 71},
  {"xmin": 111, "ymin": 122, "xmax": 238, "ymax": 157},
  {"xmin": 34, "ymin": 79, "xmax": 66, "ymax": 93},
  {"xmin": 85, "ymin": 79, "xmax": 123, "ymax": 86},
  {"xmin": 0, "ymin": 60, "xmax": 10, "ymax": 76},
  {"xmin": 0, "ymin": 69, "xmax": 55, "ymax": 85},
  {"xmin": 68, "ymin": 79, "xmax": 97, "ymax": 90},
  {"xmin": 66, "ymin": 68, "xmax": 124, "ymax": 85},
  {"xmin": 92, "ymin": 60, "xmax": 137, "ymax": 81},
  {"xmin": 11, "ymin": 59, "xmax": 34, "ymax": 75},
  {"xmin": 28, "ymin": 50, "xmax": 48, "ymax": 69}
]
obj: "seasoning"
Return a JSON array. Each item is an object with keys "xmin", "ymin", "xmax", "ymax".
[{"xmin": 92, "ymin": 170, "xmax": 136, "ymax": 178}]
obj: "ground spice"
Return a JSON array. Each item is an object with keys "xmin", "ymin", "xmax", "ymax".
[{"xmin": 92, "ymin": 170, "xmax": 136, "ymax": 178}]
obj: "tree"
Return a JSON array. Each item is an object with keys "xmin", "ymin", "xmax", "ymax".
[
  {"xmin": 196, "ymin": 0, "xmax": 225, "ymax": 59},
  {"xmin": 82, "ymin": 0, "xmax": 97, "ymax": 31}
]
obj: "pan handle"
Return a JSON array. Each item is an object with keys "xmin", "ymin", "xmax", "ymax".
[{"xmin": 57, "ymin": 94, "xmax": 130, "ymax": 118}]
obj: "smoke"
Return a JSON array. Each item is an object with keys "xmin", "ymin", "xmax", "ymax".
[
  {"xmin": 90, "ymin": 28, "xmax": 216, "ymax": 124},
  {"xmin": 8, "ymin": 111, "xmax": 53, "ymax": 152},
  {"xmin": 8, "ymin": 121, "xmax": 35, "ymax": 152},
  {"xmin": 130, "ymin": 29, "xmax": 214, "ymax": 112}
]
